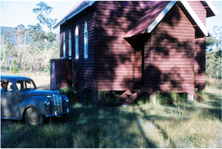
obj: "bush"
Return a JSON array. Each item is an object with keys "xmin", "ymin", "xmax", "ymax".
[
  {"xmin": 132, "ymin": 93, "xmax": 150, "ymax": 106},
  {"xmin": 94, "ymin": 90, "xmax": 120, "ymax": 106},
  {"xmin": 156, "ymin": 91, "xmax": 187, "ymax": 105},
  {"xmin": 59, "ymin": 86, "xmax": 121, "ymax": 106},
  {"xmin": 11, "ymin": 60, "xmax": 20, "ymax": 75}
]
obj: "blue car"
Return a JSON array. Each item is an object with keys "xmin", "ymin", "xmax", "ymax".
[{"xmin": 1, "ymin": 75, "xmax": 69, "ymax": 126}]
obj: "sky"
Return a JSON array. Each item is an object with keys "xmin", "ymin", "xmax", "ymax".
[
  {"xmin": 0, "ymin": 0, "xmax": 80, "ymax": 33},
  {"xmin": 0, "ymin": 0, "xmax": 222, "ymax": 34}
]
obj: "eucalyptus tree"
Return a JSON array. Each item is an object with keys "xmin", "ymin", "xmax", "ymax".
[
  {"xmin": 13, "ymin": 24, "xmax": 27, "ymax": 68},
  {"xmin": 27, "ymin": 24, "xmax": 45, "ymax": 71},
  {"xmin": 206, "ymin": 26, "xmax": 222, "ymax": 79},
  {"xmin": 4, "ymin": 31, "xmax": 15, "ymax": 70},
  {"xmin": 31, "ymin": 2, "xmax": 57, "ymax": 66}
]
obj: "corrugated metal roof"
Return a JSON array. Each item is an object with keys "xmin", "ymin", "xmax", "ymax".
[
  {"xmin": 54, "ymin": 0, "xmax": 217, "ymax": 36},
  {"xmin": 124, "ymin": 1, "xmax": 171, "ymax": 38},
  {"xmin": 124, "ymin": 1, "xmax": 215, "ymax": 38},
  {"xmin": 53, "ymin": 1, "xmax": 95, "ymax": 29}
]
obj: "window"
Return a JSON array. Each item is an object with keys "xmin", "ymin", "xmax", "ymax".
[
  {"xmin": 84, "ymin": 21, "xmax": 88, "ymax": 59},
  {"xmin": 16, "ymin": 80, "xmax": 36, "ymax": 90},
  {"xmin": 1, "ymin": 81, "xmax": 14, "ymax": 92},
  {"xmin": 75, "ymin": 25, "xmax": 79, "ymax": 59},
  {"xmin": 63, "ymin": 32, "xmax": 66, "ymax": 58},
  {"xmin": 69, "ymin": 29, "xmax": 72, "ymax": 59}
]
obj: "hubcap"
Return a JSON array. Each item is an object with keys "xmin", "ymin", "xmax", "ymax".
[{"xmin": 29, "ymin": 110, "xmax": 40, "ymax": 123}]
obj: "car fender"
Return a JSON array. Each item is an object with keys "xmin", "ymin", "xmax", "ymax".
[{"xmin": 16, "ymin": 96, "xmax": 50, "ymax": 120}]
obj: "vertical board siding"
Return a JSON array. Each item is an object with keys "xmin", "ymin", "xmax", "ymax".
[
  {"xmin": 150, "ymin": 4, "xmax": 195, "ymax": 94},
  {"xmin": 94, "ymin": 1, "xmax": 150, "ymax": 91},
  {"xmin": 61, "ymin": 8, "xmax": 94, "ymax": 90}
]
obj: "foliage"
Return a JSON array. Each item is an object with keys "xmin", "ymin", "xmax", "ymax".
[
  {"xmin": 206, "ymin": 49, "xmax": 222, "ymax": 78},
  {"xmin": 29, "ymin": 1, "xmax": 58, "ymax": 66},
  {"xmin": 132, "ymin": 93, "xmax": 150, "ymax": 106},
  {"xmin": 156, "ymin": 91, "xmax": 187, "ymax": 105},
  {"xmin": 59, "ymin": 86, "xmax": 121, "ymax": 106},
  {"xmin": 206, "ymin": 25, "xmax": 222, "ymax": 79},
  {"xmin": 95, "ymin": 90, "xmax": 120, "ymax": 106},
  {"xmin": 32, "ymin": 2, "xmax": 57, "ymax": 32},
  {"xmin": 11, "ymin": 60, "xmax": 20, "ymax": 75},
  {"xmin": 1, "ymin": 2, "xmax": 60, "ymax": 72},
  {"xmin": 206, "ymin": 37, "xmax": 221, "ymax": 50}
]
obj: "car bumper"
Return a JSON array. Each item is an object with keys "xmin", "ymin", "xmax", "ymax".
[{"xmin": 45, "ymin": 108, "xmax": 70, "ymax": 117}]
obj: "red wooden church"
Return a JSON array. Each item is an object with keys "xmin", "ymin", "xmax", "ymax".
[{"xmin": 52, "ymin": 1, "xmax": 217, "ymax": 103}]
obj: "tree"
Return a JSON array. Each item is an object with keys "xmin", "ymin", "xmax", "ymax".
[
  {"xmin": 206, "ymin": 49, "xmax": 222, "ymax": 78},
  {"xmin": 206, "ymin": 25, "xmax": 222, "ymax": 79},
  {"xmin": 13, "ymin": 24, "xmax": 27, "ymax": 68},
  {"xmin": 4, "ymin": 31, "xmax": 16, "ymax": 70},
  {"xmin": 31, "ymin": 2, "xmax": 57, "ymax": 65},
  {"xmin": 11, "ymin": 60, "xmax": 20, "ymax": 75},
  {"xmin": 206, "ymin": 37, "xmax": 221, "ymax": 50}
]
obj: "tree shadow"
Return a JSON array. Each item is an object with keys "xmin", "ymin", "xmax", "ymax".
[{"xmin": 55, "ymin": 1, "xmax": 209, "ymax": 148}]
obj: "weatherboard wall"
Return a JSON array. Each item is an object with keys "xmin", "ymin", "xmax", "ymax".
[
  {"xmin": 188, "ymin": 1, "xmax": 206, "ymax": 89},
  {"xmin": 94, "ymin": 1, "xmax": 152, "ymax": 91},
  {"xmin": 60, "ymin": 7, "xmax": 95, "ymax": 90},
  {"xmin": 149, "ymin": 3, "xmax": 195, "ymax": 94}
]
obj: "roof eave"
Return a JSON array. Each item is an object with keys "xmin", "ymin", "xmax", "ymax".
[
  {"xmin": 180, "ymin": 1, "xmax": 208, "ymax": 36},
  {"xmin": 147, "ymin": 1, "xmax": 176, "ymax": 33},
  {"xmin": 53, "ymin": 1, "xmax": 95, "ymax": 29},
  {"xmin": 146, "ymin": 1, "xmax": 209, "ymax": 37},
  {"xmin": 201, "ymin": 1, "xmax": 218, "ymax": 17}
]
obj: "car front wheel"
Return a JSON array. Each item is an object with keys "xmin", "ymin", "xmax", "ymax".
[{"xmin": 24, "ymin": 107, "xmax": 44, "ymax": 126}]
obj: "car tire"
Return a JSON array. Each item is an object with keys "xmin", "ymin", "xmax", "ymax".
[{"xmin": 24, "ymin": 107, "xmax": 44, "ymax": 126}]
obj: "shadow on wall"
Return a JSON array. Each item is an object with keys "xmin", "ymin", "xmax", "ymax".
[{"xmin": 87, "ymin": 1, "xmax": 204, "ymax": 93}]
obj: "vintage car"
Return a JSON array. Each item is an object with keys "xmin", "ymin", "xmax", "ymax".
[{"xmin": 1, "ymin": 75, "xmax": 69, "ymax": 126}]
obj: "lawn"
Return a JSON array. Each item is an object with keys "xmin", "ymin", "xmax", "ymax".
[{"xmin": 1, "ymin": 69, "xmax": 221, "ymax": 148}]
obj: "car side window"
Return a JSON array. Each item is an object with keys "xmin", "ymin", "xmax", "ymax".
[
  {"xmin": 16, "ymin": 81, "xmax": 22, "ymax": 90},
  {"xmin": 16, "ymin": 80, "xmax": 35, "ymax": 90},
  {"xmin": 16, "ymin": 81, "xmax": 23, "ymax": 90},
  {"xmin": 1, "ymin": 81, "xmax": 15, "ymax": 92}
]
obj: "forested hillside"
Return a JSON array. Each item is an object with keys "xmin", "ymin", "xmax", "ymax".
[
  {"xmin": 1, "ymin": 2, "xmax": 60, "ymax": 73},
  {"xmin": 1, "ymin": 26, "xmax": 32, "ymax": 45}
]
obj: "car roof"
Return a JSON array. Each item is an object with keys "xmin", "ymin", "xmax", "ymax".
[{"xmin": 0, "ymin": 75, "xmax": 33, "ymax": 82}]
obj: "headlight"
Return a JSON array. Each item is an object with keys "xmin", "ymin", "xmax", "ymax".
[
  {"xmin": 64, "ymin": 97, "xmax": 69, "ymax": 103},
  {"xmin": 45, "ymin": 99, "xmax": 50, "ymax": 106}
]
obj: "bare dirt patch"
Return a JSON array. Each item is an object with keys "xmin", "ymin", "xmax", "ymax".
[{"xmin": 1, "ymin": 69, "xmax": 50, "ymax": 90}]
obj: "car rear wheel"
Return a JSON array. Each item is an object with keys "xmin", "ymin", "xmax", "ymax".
[{"xmin": 24, "ymin": 107, "xmax": 44, "ymax": 126}]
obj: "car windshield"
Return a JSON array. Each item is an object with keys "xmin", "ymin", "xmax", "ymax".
[{"xmin": 16, "ymin": 80, "xmax": 36, "ymax": 90}]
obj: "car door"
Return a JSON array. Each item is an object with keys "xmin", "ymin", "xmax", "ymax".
[{"xmin": 1, "ymin": 81, "xmax": 20, "ymax": 118}]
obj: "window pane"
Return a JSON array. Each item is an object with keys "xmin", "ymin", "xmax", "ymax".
[
  {"xmin": 75, "ymin": 26, "xmax": 79, "ymax": 59},
  {"xmin": 1, "ymin": 81, "xmax": 14, "ymax": 92},
  {"xmin": 84, "ymin": 22, "xmax": 88, "ymax": 59},
  {"xmin": 63, "ymin": 33, "xmax": 66, "ymax": 58},
  {"xmin": 69, "ymin": 30, "xmax": 72, "ymax": 59},
  {"xmin": 25, "ymin": 81, "xmax": 35, "ymax": 89}
]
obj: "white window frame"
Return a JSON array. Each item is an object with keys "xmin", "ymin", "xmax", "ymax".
[
  {"xmin": 75, "ymin": 25, "xmax": 79, "ymax": 59},
  {"xmin": 63, "ymin": 32, "xmax": 66, "ymax": 58},
  {"xmin": 84, "ymin": 21, "xmax": 88, "ymax": 59},
  {"xmin": 69, "ymin": 29, "xmax": 72, "ymax": 59}
]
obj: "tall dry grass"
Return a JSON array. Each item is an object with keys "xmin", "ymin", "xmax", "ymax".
[{"xmin": 1, "ymin": 70, "xmax": 221, "ymax": 148}]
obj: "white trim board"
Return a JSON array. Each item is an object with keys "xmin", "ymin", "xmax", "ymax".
[{"xmin": 146, "ymin": 1, "xmax": 209, "ymax": 36}]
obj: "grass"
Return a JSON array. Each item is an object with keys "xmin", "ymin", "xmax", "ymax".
[{"xmin": 1, "ymin": 70, "xmax": 222, "ymax": 148}]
